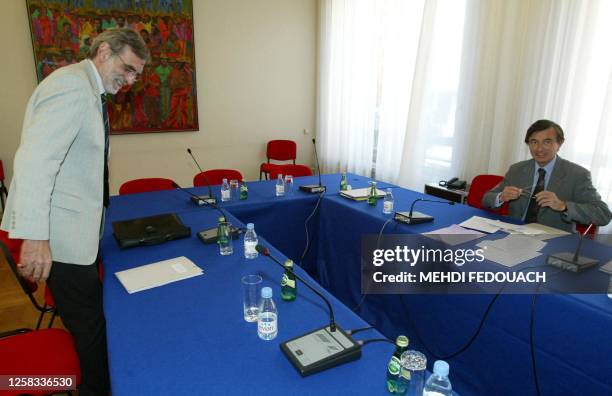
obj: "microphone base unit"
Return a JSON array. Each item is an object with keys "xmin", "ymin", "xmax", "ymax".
[
  {"xmin": 197, "ymin": 225, "xmax": 242, "ymax": 244},
  {"xmin": 190, "ymin": 195, "xmax": 217, "ymax": 206},
  {"xmin": 299, "ymin": 185, "xmax": 326, "ymax": 194},
  {"xmin": 546, "ymin": 252, "xmax": 599, "ymax": 273},
  {"xmin": 394, "ymin": 211, "xmax": 434, "ymax": 225},
  {"xmin": 280, "ymin": 324, "xmax": 361, "ymax": 377}
]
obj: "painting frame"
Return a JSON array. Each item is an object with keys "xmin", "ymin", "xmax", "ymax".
[{"xmin": 25, "ymin": 0, "xmax": 199, "ymax": 134}]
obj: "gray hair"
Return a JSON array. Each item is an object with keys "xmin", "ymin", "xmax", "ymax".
[{"xmin": 88, "ymin": 28, "xmax": 150, "ymax": 62}]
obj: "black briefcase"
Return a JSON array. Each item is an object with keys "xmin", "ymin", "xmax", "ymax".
[{"xmin": 112, "ymin": 213, "xmax": 191, "ymax": 249}]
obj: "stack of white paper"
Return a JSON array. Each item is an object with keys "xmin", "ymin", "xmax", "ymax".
[
  {"xmin": 424, "ymin": 224, "xmax": 486, "ymax": 246},
  {"xmin": 460, "ymin": 216, "xmax": 569, "ymax": 240},
  {"xmin": 339, "ymin": 187, "xmax": 386, "ymax": 201},
  {"xmin": 115, "ymin": 256, "xmax": 203, "ymax": 294},
  {"xmin": 477, "ymin": 235, "xmax": 546, "ymax": 267}
]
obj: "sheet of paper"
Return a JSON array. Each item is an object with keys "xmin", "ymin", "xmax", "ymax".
[
  {"xmin": 424, "ymin": 224, "xmax": 486, "ymax": 246},
  {"xmin": 476, "ymin": 243, "xmax": 542, "ymax": 267},
  {"xmin": 459, "ymin": 216, "xmax": 500, "ymax": 233},
  {"xmin": 115, "ymin": 256, "xmax": 203, "ymax": 294}
]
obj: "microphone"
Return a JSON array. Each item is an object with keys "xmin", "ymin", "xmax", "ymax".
[
  {"xmin": 299, "ymin": 138, "xmax": 326, "ymax": 193},
  {"xmin": 547, "ymin": 224, "xmax": 599, "ymax": 272},
  {"xmin": 255, "ymin": 244, "xmax": 361, "ymax": 376},
  {"xmin": 186, "ymin": 148, "xmax": 216, "ymax": 204},
  {"xmin": 172, "ymin": 182, "xmax": 242, "ymax": 243},
  {"xmin": 394, "ymin": 198, "xmax": 455, "ymax": 225}
]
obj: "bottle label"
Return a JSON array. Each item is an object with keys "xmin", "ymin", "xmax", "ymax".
[
  {"xmin": 245, "ymin": 241, "xmax": 257, "ymax": 255},
  {"xmin": 387, "ymin": 356, "xmax": 401, "ymax": 376},
  {"xmin": 384, "ymin": 201, "xmax": 393, "ymax": 212},
  {"xmin": 221, "ymin": 189, "xmax": 230, "ymax": 200},
  {"xmin": 281, "ymin": 274, "xmax": 296, "ymax": 288},
  {"xmin": 276, "ymin": 185, "xmax": 285, "ymax": 195},
  {"xmin": 258, "ymin": 313, "xmax": 277, "ymax": 334}
]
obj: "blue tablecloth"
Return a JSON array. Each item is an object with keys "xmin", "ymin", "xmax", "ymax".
[{"xmin": 102, "ymin": 173, "xmax": 611, "ymax": 395}]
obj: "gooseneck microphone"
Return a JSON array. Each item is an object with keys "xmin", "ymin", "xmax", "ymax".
[
  {"xmin": 256, "ymin": 244, "xmax": 336, "ymax": 331},
  {"xmin": 186, "ymin": 148, "xmax": 216, "ymax": 204},
  {"xmin": 255, "ymin": 244, "xmax": 361, "ymax": 377},
  {"xmin": 172, "ymin": 182, "xmax": 241, "ymax": 243},
  {"xmin": 299, "ymin": 138, "xmax": 326, "ymax": 193},
  {"xmin": 394, "ymin": 198, "xmax": 455, "ymax": 225},
  {"xmin": 547, "ymin": 223, "xmax": 599, "ymax": 272}
]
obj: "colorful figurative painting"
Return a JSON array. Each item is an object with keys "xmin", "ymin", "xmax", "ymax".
[{"xmin": 26, "ymin": 0, "xmax": 198, "ymax": 134}]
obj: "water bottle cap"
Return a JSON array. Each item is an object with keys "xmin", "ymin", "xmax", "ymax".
[
  {"xmin": 284, "ymin": 259, "xmax": 294, "ymax": 268},
  {"xmin": 387, "ymin": 188, "xmax": 392, "ymax": 193},
  {"xmin": 433, "ymin": 360, "xmax": 449, "ymax": 377},
  {"xmin": 247, "ymin": 223, "xmax": 254, "ymax": 230},
  {"xmin": 261, "ymin": 287, "xmax": 272, "ymax": 298},
  {"xmin": 218, "ymin": 216, "xmax": 225, "ymax": 222},
  {"xmin": 278, "ymin": 174, "xmax": 283, "ymax": 179},
  {"xmin": 223, "ymin": 178, "xmax": 228, "ymax": 183}
]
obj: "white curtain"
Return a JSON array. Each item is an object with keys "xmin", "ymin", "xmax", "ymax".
[{"xmin": 318, "ymin": 0, "xmax": 612, "ymax": 217}]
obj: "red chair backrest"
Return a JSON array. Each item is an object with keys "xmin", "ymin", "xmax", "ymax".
[
  {"xmin": 193, "ymin": 169, "xmax": 243, "ymax": 187},
  {"xmin": 0, "ymin": 159, "xmax": 5, "ymax": 181},
  {"xmin": 269, "ymin": 164, "xmax": 313, "ymax": 179},
  {"xmin": 267, "ymin": 140, "xmax": 296, "ymax": 162},
  {"xmin": 118, "ymin": 178, "xmax": 177, "ymax": 195},
  {"xmin": 467, "ymin": 174, "xmax": 509, "ymax": 215}
]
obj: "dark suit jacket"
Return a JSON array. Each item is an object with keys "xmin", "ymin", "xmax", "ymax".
[{"xmin": 482, "ymin": 156, "xmax": 611, "ymax": 232}]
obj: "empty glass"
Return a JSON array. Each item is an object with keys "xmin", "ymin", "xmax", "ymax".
[
  {"xmin": 230, "ymin": 179, "xmax": 240, "ymax": 201},
  {"xmin": 284, "ymin": 175, "xmax": 294, "ymax": 195},
  {"xmin": 241, "ymin": 274, "xmax": 262, "ymax": 322}
]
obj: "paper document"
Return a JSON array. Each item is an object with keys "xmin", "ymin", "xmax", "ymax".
[
  {"xmin": 339, "ymin": 187, "xmax": 386, "ymax": 201},
  {"xmin": 477, "ymin": 235, "xmax": 546, "ymax": 267},
  {"xmin": 115, "ymin": 256, "xmax": 203, "ymax": 294},
  {"xmin": 459, "ymin": 216, "xmax": 501, "ymax": 233},
  {"xmin": 424, "ymin": 224, "xmax": 486, "ymax": 246}
]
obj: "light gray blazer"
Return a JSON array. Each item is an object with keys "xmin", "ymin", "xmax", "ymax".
[
  {"xmin": 1, "ymin": 60, "xmax": 106, "ymax": 264},
  {"xmin": 482, "ymin": 156, "xmax": 612, "ymax": 232}
]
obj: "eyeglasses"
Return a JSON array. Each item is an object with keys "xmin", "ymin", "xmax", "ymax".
[{"xmin": 114, "ymin": 53, "xmax": 142, "ymax": 81}]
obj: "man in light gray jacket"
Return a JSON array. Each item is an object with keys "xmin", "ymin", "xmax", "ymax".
[
  {"xmin": 1, "ymin": 29, "xmax": 149, "ymax": 395},
  {"xmin": 482, "ymin": 119, "xmax": 611, "ymax": 232}
]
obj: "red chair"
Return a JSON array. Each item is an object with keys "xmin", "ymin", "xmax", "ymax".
[
  {"xmin": 467, "ymin": 174, "xmax": 509, "ymax": 215},
  {"xmin": 0, "ymin": 230, "xmax": 58, "ymax": 330},
  {"xmin": 259, "ymin": 140, "xmax": 297, "ymax": 180},
  {"xmin": 269, "ymin": 164, "xmax": 313, "ymax": 180},
  {"xmin": 118, "ymin": 177, "xmax": 177, "ymax": 195},
  {"xmin": 575, "ymin": 223, "xmax": 598, "ymax": 240},
  {"xmin": 0, "ymin": 159, "xmax": 8, "ymax": 211},
  {"xmin": 193, "ymin": 169, "xmax": 243, "ymax": 186},
  {"xmin": 0, "ymin": 328, "xmax": 81, "ymax": 395}
]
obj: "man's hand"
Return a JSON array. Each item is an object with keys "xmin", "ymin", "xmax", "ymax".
[
  {"xmin": 18, "ymin": 240, "xmax": 52, "ymax": 282},
  {"xmin": 535, "ymin": 191, "xmax": 566, "ymax": 212},
  {"xmin": 500, "ymin": 186, "xmax": 523, "ymax": 202}
]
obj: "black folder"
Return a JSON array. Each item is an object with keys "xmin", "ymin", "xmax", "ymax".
[{"xmin": 112, "ymin": 213, "xmax": 191, "ymax": 249}]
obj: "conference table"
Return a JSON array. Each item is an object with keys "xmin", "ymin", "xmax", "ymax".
[{"xmin": 101, "ymin": 173, "xmax": 612, "ymax": 395}]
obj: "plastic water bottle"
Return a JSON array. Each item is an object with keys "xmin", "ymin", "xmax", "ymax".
[
  {"xmin": 383, "ymin": 188, "xmax": 394, "ymax": 214},
  {"xmin": 257, "ymin": 287, "xmax": 278, "ymax": 340},
  {"xmin": 244, "ymin": 223, "xmax": 258, "ymax": 259},
  {"xmin": 423, "ymin": 360, "xmax": 452, "ymax": 396},
  {"xmin": 221, "ymin": 178, "xmax": 230, "ymax": 202},
  {"xmin": 276, "ymin": 174, "xmax": 285, "ymax": 197}
]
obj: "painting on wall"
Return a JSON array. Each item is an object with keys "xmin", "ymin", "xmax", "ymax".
[{"xmin": 26, "ymin": 0, "xmax": 198, "ymax": 134}]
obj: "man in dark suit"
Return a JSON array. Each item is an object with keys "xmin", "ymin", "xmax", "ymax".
[{"xmin": 482, "ymin": 119, "xmax": 611, "ymax": 232}]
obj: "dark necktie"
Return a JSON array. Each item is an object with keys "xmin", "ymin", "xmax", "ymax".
[
  {"xmin": 101, "ymin": 94, "xmax": 110, "ymax": 207},
  {"xmin": 525, "ymin": 168, "xmax": 546, "ymax": 223}
]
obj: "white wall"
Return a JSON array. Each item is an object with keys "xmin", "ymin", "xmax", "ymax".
[{"xmin": 0, "ymin": 0, "xmax": 317, "ymax": 193}]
